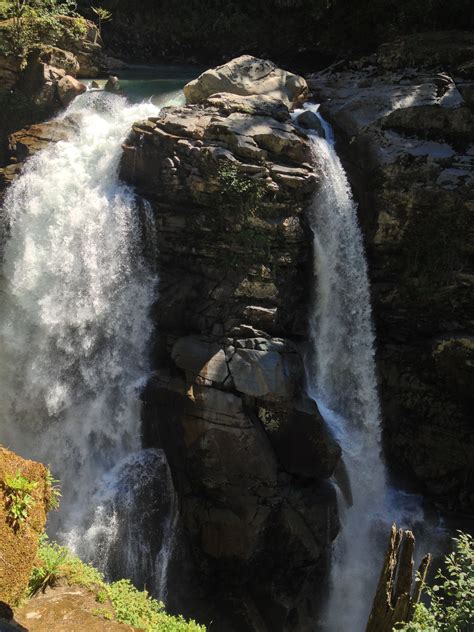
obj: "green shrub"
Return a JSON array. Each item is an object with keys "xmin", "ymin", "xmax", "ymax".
[
  {"xmin": 0, "ymin": 0, "xmax": 85, "ymax": 57},
  {"xmin": 2, "ymin": 470, "xmax": 37, "ymax": 529},
  {"xmin": 28, "ymin": 538, "xmax": 206, "ymax": 631},
  {"xmin": 395, "ymin": 532, "xmax": 474, "ymax": 632},
  {"xmin": 108, "ymin": 579, "xmax": 205, "ymax": 631},
  {"xmin": 29, "ymin": 536, "xmax": 69, "ymax": 594}
]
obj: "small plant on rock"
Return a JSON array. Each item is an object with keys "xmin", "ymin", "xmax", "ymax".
[
  {"xmin": 91, "ymin": 5, "xmax": 112, "ymax": 39},
  {"xmin": 29, "ymin": 535, "xmax": 68, "ymax": 594},
  {"xmin": 45, "ymin": 467, "xmax": 61, "ymax": 511},
  {"xmin": 217, "ymin": 163, "xmax": 265, "ymax": 224},
  {"xmin": 2, "ymin": 470, "xmax": 37, "ymax": 530}
]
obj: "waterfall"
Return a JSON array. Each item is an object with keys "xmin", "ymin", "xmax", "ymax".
[
  {"xmin": 0, "ymin": 91, "xmax": 172, "ymax": 588},
  {"xmin": 299, "ymin": 105, "xmax": 425, "ymax": 631}
]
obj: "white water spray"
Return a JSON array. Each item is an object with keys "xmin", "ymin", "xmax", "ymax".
[
  {"xmin": 299, "ymin": 105, "xmax": 424, "ymax": 631},
  {"xmin": 0, "ymin": 91, "xmax": 173, "ymax": 583}
]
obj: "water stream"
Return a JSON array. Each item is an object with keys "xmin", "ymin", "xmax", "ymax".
[
  {"xmin": 299, "ymin": 104, "xmax": 426, "ymax": 631},
  {"xmin": 0, "ymin": 86, "xmax": 176, "ymax": 593}
]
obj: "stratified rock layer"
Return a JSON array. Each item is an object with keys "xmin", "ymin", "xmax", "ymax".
[
  {"xmin": 308, "ymin": 32, "xmax": 474, "ymax": 513},
  {"xmin": 122, "ymin": 63, "xmax": 339, "ymax": 630}
]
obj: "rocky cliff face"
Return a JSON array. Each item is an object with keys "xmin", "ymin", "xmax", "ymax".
[
  {"xmin": 308, "ymin": 32, "xmax": 474, "ymax": 514},
  {"xmin": 120, "ymin": 56, "xmax": 339, "ymax": 631}
]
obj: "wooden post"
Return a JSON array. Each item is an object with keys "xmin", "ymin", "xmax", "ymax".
[{"xmin": 366, "ymin": 524, "xmax": 431, "ymax": 632}]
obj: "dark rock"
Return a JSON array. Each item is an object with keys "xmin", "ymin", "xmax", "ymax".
[
  {"xmin": 295, "ymin": 110, "xmax": 325, "ymax": 137},
  {"xmin": 258, "ymin": 397, "xmax": 341, "ymax": 479},
  {"xmin": 104, "ymin": 75, "xmax": 121, "ymax": 93}
]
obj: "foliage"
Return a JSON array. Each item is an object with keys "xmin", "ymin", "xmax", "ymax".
[
  {"xmin": 45, "ymin": 468, "xmax": 61, "ymax": 511},
  {"xmin": 217, "ymin": 163, "xmax": 265, "ymax": 224},
  {"xmin": 28, "ymin": 538, "xmax": 206, "ymax": 630},
  {"xmin": 0, "ymin": 0, "xmax": 85, "ymax": 58},
  {"xmin": 108, "ymin": 579, "xmax": 205, "ymax": 631},
  {"xmin": 29, "ymin": 535, "xmax": 69, "ymax": 594},
  {"xmin": 76, "ymin": 0, "xmax": 474, "ymax": 63},
  {"xmin": 395, "ymin": 532, "xmax": 474, "ymax": 632},
  {"xmin": 2, "ymin": 470, "xmax": 37, "ymax": 529},
  {"xmin": 91, "ymin": 5, "xmax": 111, "ymax": 35}
]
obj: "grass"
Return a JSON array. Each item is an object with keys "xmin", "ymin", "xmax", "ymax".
[{"xmin": 29, "ymin": 536, "xmax": 206, "ymax": 631}]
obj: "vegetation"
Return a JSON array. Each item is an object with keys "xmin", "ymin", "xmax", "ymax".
[
  {"xmin": 45, "ymin": 468, "xmax": 61, "ymax": 511},
  {"xmin": 0, "ymin": 0, "xmax": 86, "ymax": 58},
  {"xmin": 2, "ymin": 470, "xmax": 37, "ymax": 529},
  {"xmin": 395, "ymin": 532, "xmax": 474, "ymax": 632},
  {"xmin": 90, "ymin": 4, "xmax": 111, "ymax": 38},
  {"xmin": 29, "ymin": 537, "xmax": 206, "ymax": 631},
  {"xmin": 75, "ymin": 0, "xmax": 474, "ymax": 63},
  {"xmin": 217, "ymin": 163, "xmax": 265, "ymax": 224}
]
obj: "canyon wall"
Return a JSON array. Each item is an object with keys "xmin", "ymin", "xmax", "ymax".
[{"xmin": 309, "ymin": 32, "xmax": 474, "ymax": 514}]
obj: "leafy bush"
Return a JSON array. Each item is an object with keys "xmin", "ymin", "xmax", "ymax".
[
  {"xmin": 29, "ymin": 536, "xmax": 69, "ymax": 594},
  {"xmin": 0, "ymin": 0, "xmax": 85, "ymax": 57},
  {"xmin": 28, "ymin": 538, "xmax": 206, "ymax": 630},
  {"xmin": 2, "ymin": 470, "xmax": 37, "ymax": 529},
  {"xmin": 396, "ymin": 532, "xmax": 474, "ymax": 632}
]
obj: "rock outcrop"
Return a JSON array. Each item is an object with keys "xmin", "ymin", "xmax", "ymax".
[
  {"xmin": 0, "ymin": 447, "xmax": 50, "ymax": 606},
  {"xmin": 183, "ymin": 55, "xmax": 309, "ymax": 108},
  {"xmin": 121, "ymin": 60, "xmax": 339, "ymax": 630},
  {"xmin": 307, "ymin": 31, "xmax": 474, "ymax": 514}
]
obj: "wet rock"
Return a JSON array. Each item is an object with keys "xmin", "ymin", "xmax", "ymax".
[
  {"xmin": 8, "ymin": 117, "xmax": 80, "ymax": 163},
  {"xmin": 183, "ymin": 55, "xmax": 308, "ymax": 108},
  {"xmin": 57, "ymin": 75, "xmax": 87, "ymax": 107},
  {"xmin": 104, "ymin": 75, "xmax": 121, "ymax": 94},
  {"xmin": 295, "ymin": 110, "xmax": 325, "ymax": 137},
  {"xmin": 258, "ymin": 397, "xmax": 341, "ymax": 479}
]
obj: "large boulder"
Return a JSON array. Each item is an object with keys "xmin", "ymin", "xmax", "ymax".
[
  {"xmin": 183, "ymin": 55, "xmax": 308, "ymax": 108},
  {"xmin": 0, "ymin": 447, "xmax": 50, "ymax": 606},
  {"xmin": 57, "ymin": 75, "xmax": 87, "ymax": 107},
  {"xmin": 8, "ymin": 117, "xmax": 80, "ymax": 163},
  {"xmin": 16, "ymin": 45, "xmax": 81, "ymax": 108}
]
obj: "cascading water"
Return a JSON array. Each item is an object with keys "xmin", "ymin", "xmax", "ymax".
[
  {"xmin": 0, "ymin": 90, "xmax": 173, "ymax": 590},
  {"xmin": 298, "ymin": 105, "xmax": 425, "ymax": 631}
]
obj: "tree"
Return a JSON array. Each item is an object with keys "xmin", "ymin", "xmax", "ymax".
[{"xmin": 91, "ymin": 5, "xmax": 111, "ymax": 41}]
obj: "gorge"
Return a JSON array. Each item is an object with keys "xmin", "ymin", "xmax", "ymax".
[{"xmin": 0, "ymin": 12, "xmax": 473, "ymax": 632}]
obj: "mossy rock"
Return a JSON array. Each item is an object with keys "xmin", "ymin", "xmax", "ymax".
[{"xmin": 0, "ymin": 447, "xmax": 49, "ymax": 606}]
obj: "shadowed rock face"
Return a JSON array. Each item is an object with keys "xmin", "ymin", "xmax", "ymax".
[
  {"xmin": 308, "ymin": 33, "xmax": 474, "ymax": 514},
  {"xmin": 122, "ymin": 59, "xmax": 340, "ymax": 630}
]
